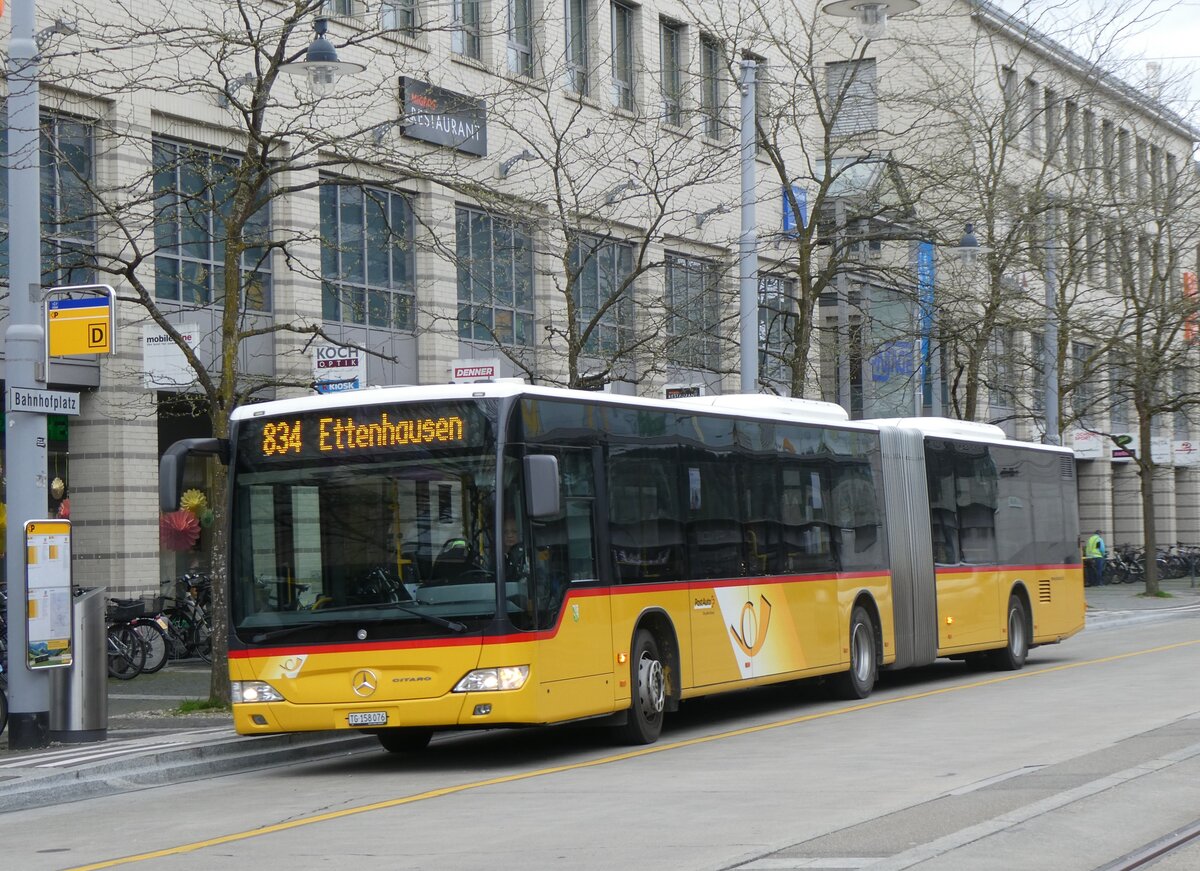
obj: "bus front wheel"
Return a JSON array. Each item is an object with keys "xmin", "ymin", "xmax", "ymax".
[
  {"xmin": 831, "ymin": 605, "xmax": 877, "ymax": 700},
  {"xmin": 619, "ymin": 629, "xmax": 666, "ymax": 745},
  {"xmin": 989, "ymin": 595, "xmax": 1029, "ymax": 671}
]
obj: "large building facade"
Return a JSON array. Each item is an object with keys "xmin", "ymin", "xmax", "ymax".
[{"xmin": 1, "ymin": 0, "xmax": 1196, "ymax": 595}]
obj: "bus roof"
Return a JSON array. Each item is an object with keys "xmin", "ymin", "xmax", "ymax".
[
  {"xmin": 231, "ymin": 384, "xmax": 1069, "ymax": 453},
  {"xmin": 230, "ymin": 383, "xmax": 880, "ymax": 432}
]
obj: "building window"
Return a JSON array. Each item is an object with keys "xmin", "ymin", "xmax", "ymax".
[
  {"xmin": 380, "ymin": 0, "xmax": 419, "ymax": 34},
  {"xmin": 0, "ymin": 113, "xmax": 96, "ymax": 288},
  {"xmin": 1001, "ymin": 66, "xmax": 1018, "ymax": 140},
  {"xmin": 1030, "ymin": 331, "xmax": 1045, "ymax": 412},
  {"xmin": 323, "ymin": 0, "xmax": 359, "ymax": 17},
  {"xmin": 1101, "ymin": 120, "xmax": 1115, "ymax": 189},
  {"xmin": 1064, "ymin": 100, "xmax": 1078, "ymax": 168},
  {"xmin": 564, "ymin": 0, "xmax": 590, "ymax": 95},
  {"xmin": 1072, "ymin": 341, "xmax": 1094, "ymax": 416},
  {"xmin": 611, "ymin": 2, "xmax": 635, "ymax": 110},
  {"xmin": 1043, "ymin": 88, "xmax": 1058, "ymax": 163},
  {"xmin": 665, "ymin": 253, "xmax": 721, "ymax": 368},
  {"xmin": 456, "ymin": 206, "xmax": 534, "ymax": 346},
  {"xmin": 826, "ymin": 59, "xmax": 877, "ymax": 136},
  {"xmin": 452, "ymin": 0, "xmax": 481, "ymax": 59},
  {"xmin": 320, "ymin": 181, "xmax": 415, "ymax": 330},
  {"xmin": 1117, "ymin": 128, "xmax": 1131, "ymax": 192},
  {"xmin": 700, "ymin": 35, "xmax": 722, "ymax": 140},
  {"xmin": 1023, "ymin": 78, "xmax": 1040, "ymax": 152},
  {"xmin": 153, "ymin": 138, "xmax": 272, "ymax": 310},
  {"xmin": 507, "ymin": 0, "xmax": 534, "ymax": 76},
  {"xmin": 660, "ymin": 18, "xmax": 685, "ymax": 127},
  {"xmin": 1082, "ymin": 109, "xmax": 1096, "ymax": 180},
  {"xmin": 988, "ymin": 329, "xmax": 1013, "ymax": 408},
  {"xmin": 1110, "ymin": 354, "xmax": 1130, "ymax": 430},
  {"xmin": 570, "ymin": 235, "xmax": 634, "ymax": 355},
  {"xmin": 759, "ymin": 274, "xmax": 796, "ymax": 383}
]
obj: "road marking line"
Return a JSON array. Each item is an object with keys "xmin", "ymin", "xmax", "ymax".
[{"xmin": 62, "ymin": 637, "xmax": 1200, "ymax": 871}]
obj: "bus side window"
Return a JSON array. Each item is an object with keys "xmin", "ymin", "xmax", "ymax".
[{"xmin": 608, "ymin": 446, "xmax": 681, "ymax": 582}]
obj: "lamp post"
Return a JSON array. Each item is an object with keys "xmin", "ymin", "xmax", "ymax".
[{"xmin": 5, "ymin": 0, "xmax": 50, "ymax": 749}]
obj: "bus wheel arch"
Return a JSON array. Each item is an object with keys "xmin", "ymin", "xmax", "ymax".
[{"xmin": 831, "ymin": 594, "xmax": 880, "ymax": 700}]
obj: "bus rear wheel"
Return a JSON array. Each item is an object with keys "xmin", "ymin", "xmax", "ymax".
[
  {"xmin": 831, "ymin": 605, "xmax": 877, "ymax": 700},
  {"xmin": 619, "ymin": 629, "xmax": 666, "ymax": 745},
  {"xmin": 375, "ymin": 727, "xmax": 433, "ymax": 754},
  {"xmin": 988, "ymin": 595, "xmax": 1029, "ymax": 671}
]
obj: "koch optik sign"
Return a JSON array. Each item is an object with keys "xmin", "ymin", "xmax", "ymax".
[{"xmin": 313, "ymin": 344, "xmax": 364, "ymax": 393}]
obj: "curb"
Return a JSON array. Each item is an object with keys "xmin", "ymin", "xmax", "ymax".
[{"xmin": 0, "ymin": 730, "xmax": 374, "ymax": 814}]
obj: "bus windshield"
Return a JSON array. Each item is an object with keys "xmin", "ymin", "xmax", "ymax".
[{"xmin": 229, "ymin": 400, "xmax": 505, "ymax": 642}]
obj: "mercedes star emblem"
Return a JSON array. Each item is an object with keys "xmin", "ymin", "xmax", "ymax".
[{"xmin": 352, "ymin": 669, "xmax": 378, "ymax": 698}]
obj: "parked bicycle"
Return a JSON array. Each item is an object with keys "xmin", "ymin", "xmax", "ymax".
[
  {"xmin": 106, "ymin": 598, "xmax": 149, "ymax": 679},
  {"xmin": 156, "ymin": 573, "xmax": 213, "ymax": 664}
]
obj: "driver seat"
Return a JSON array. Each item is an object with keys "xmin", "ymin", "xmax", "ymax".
[{"xmin": 429, "ymin": 538, "xmax": 474, "ymax": 584}]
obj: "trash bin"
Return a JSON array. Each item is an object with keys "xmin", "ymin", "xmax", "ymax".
[{"xmin": 50, "ymin": 587, "xmax": 107, "ymax": 743}]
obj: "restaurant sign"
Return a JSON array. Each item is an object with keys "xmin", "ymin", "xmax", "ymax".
[{"xmin": 399, "ymin": 77, "xmax": 487, "ymax": 156}]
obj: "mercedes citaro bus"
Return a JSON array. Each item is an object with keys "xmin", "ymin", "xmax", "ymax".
[{"xmin": 160, "ymin": 384, "xmax": 1084, "ymax": 752}]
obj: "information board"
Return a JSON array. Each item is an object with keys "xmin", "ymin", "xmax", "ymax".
[{"xmin": 25, "ymin": 519, "xmax": 73, "ymax": 669}]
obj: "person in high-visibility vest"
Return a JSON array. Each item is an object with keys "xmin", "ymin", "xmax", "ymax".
[{"xmin": 1084, "ymin": 530, "xmax": 1107, "ymax": 587}]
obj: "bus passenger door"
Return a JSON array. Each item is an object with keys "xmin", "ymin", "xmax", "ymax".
[{"xmin": 531, "ymin": 448, "xmax": 613, "ymax": 719}]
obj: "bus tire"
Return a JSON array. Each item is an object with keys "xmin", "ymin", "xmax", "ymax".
[
  {"xmin": 989, "ymin": 595, "xmax": 1029, "ymax": 671},
  {"xmin": 375, "ymin": 727, "xmax": 433, "ymax": 754},
  {"xmin": 831, "ymin": 605, "xmax": 877, "ymax": 700},
  {"xmin": 619, "ymin": 629, "xmax": 666, "ymax": 745}
]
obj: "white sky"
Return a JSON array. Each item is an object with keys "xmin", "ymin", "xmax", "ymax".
[{"xmin": 997, "ymin": 0, "xmax": 1200, "ymax": 127}]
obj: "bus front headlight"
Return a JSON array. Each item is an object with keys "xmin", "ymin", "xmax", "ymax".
[
  {"xmin": 231, "ymin": 681, "xmax": 286, "ymax": 703},
  {"xmin": 453, "ymin": 666, "xmax": 530, "ymax": 692}
]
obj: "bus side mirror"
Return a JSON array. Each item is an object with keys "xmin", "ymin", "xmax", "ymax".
[
  {"xmin": 524, "ymin": 454, "xmax": 561, "ymax": 519},
  {"xmin": 160, "ymin": 438, "xmax": 229, "ymax": 512}
]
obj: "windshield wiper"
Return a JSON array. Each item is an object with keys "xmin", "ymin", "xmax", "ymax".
[
  {"xmin": 249, "ymin": 622, "xmax": 323, "ymax": 644},
  {"xmin": 317, "ymin": 601, "xmax": 469, "ymax": 632},
  {"xmin": 247, "ymin": 602, "xmax": 467, "ymax": 643}
]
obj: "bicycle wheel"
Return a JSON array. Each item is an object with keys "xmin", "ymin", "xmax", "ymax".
[
  {"xmin": 188, "ymin": 606, "xmax": 212, "ymax": 663},
  {"xmin": 130, "ymin": 617, "xmax": 169, "ymax": 674},
  {"xmin": 107, "ymin": 624, "xmax": 146, "ymax": 679}
]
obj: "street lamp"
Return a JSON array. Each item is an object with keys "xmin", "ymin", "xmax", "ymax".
[
  {"xmin": 822, "ymin": 0, "xmax": 920, "ymax": 40},
  {"xmin": 952, "ymin": 222, "xmax": 985, "ymax": 266},
  {"xmin": 279, "ymin": 18, "xmax": 364, "ymax": 97}
]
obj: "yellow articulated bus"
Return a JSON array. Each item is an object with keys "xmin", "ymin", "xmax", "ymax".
[{"xmin": 160, "ymin": 384, "xmax": 1084, "ymax": 752}]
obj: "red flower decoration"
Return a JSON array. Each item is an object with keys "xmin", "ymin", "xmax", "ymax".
[
  {"xmin": 160, "ymin": 509, "xmax": 201, "ymax": 551},
  {"xmin": 56, "ymin": 498, "xmax": 70, "ymax": 519}
]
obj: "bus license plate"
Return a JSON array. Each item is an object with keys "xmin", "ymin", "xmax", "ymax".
[{"xmin": 348, "ymin": 711, "xmax": 388, "ymax": 726}]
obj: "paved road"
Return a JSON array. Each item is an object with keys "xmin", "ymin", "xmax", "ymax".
[{"xmin": 1, "ymin": 614, "xmax": 1197, "ymax": 871}]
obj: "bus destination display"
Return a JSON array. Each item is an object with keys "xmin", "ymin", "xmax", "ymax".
[{"xmin": 249, "ymin": 406, "xmax": 474, "ymax": 463}]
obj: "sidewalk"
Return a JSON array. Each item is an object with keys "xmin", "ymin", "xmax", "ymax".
[
  {"xmin": 1, "ymin": 579, "xmax": 1198, "ymax": 813},
  {"xmin": 1082, "ymin": 574, "xmax": 1200, "ymax": 627}
]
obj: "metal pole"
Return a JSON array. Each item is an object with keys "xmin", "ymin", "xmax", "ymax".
[
  {"xmin": 1044, "ymin": 207, "xmax": 1060, "ymax": 444},
  {"xmin": 738, "ymin": 60, "xmax": 759, "ymax": 395},
  {"xmin": 5, "ymin": 0, "xmax": 52, "ymax": 748}
]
